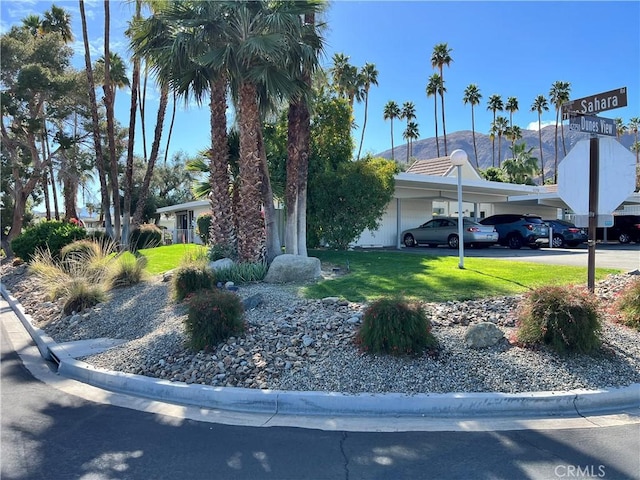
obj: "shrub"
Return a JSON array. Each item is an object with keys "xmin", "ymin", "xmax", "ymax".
[
  {"xmin": 60, "ymin": 278, "xmax": 107, "ymax": 315},
  {"xmin": 172, "ymin": 261, "xmax": 216, "ymax": 301},
  {"xmin": 61, "ymin": 239, "xmax": 103, "ymax": 261},
  {"xmin": 615, "ymin": 278, "xmax": 640, "ymax": 331},
  {"xmin": 11, "ymin": 220, "xmax": 86, "ymax": 261},
  {"xmin": 214, "ymin": 262, "xmax": 268, "ymax": 284},
  {"xmin": 516, "ymin": 285, "xmax": 602, "ymax": 354},
  {"xmin": 129, "ymin": 224, "xmax": 162, "ymax": 252},
  {"xmin": 208, "ymin": 242, "xmax": 236, "ymax": 262},
  {"xmin": 196, "ymin": 213, "xmax": 212, "ymax": 244},
  {"xmin": 185, "ymin": 289, "xmax": 245, "ymax": 351},
  {"xmin": 356, "ymin": 296, "xmax": 438, "ymax": 356},
  {"xmin": 107, "ymin": 253, "xmax": 148, "ymax": 289}
]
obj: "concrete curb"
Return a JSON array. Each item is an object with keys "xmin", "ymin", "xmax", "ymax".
[{"xmin": 3, "ymin": 285, "xmax": 639, "ymax": 417}]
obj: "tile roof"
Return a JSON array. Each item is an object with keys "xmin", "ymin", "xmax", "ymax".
[{"xmin": 405, "ymin": 156, "xmax": 454, "ymax": 176}]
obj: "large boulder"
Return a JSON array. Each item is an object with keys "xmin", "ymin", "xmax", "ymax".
[
  {"xmin": 464, "ymin": 322, "xmax": 504, "ymax": 349},
  {"xmin": 264, "ymin": 254, "xmax": 321, "ymax": 284},
  {"xmin": 208, "ymin": 258, "xmax": 234, "ymax": 271}
]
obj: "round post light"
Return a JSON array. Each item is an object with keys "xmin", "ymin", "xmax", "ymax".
[{"xmin": 450, "ymin": 149, "xmax": 468, "ymax": 269}]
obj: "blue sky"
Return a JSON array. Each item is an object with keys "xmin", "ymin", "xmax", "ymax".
[{"xmin": 2, "ymin": 0, "xmax": 639, "ymax": 162}]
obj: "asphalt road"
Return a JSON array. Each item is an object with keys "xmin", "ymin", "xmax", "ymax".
[
  {"xmin": 2, "ymin": 304, "xmax": 640, "ymax": 480},
  {"xmin": 397, "ymin": 242, "xmax": 640, "ymax": 272}
]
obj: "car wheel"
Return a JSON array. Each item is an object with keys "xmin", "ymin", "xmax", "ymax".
[
  {"xmin": 552, "ymin": 235, "xmax": 565, "ymax": 248},
  {"xmin": 618, "ymin": 233, "xmax": 631, "ymax": 244},
  {"xmin": 507, "ymin": 234, "xmax": 523, "ymax": 249},
  {"xmin": 447, "ymin": 235, "xmax": 459, "ymax": 249},
  {"xmin": 403, "ymin": 234, "xmax": 416, "ymax": 247}
]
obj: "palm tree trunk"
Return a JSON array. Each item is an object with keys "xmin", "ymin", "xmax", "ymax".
[
  {"xmin": 538, "ymin": 114, "xmax": 544, "ymax": 184},
  {"xmin": 208, "ymin": 76, "xmax": 234, "ymax": 249},
  {"xmin": 554, "ymin": 109, "xmax": 560, "ymax": 182},
  {"xmin": 561, "ymin": 121, "xmax": 567, "ymax": 156},
  {"xmin": 257, "ymin": 125, "xmax": 280, "ymax": 263},
  {"xmin": 79, "ymin": 0, "xmax": 113, "ymax": 239},
  {"xmin": 41, "ymin": 171, "xmax": 51, "ymax": 220},
  {"xmin": 132, "ymin": 84, "xmax": 168, "ymax": 226},
  {"xmin": 237, "ymin": 82, "xmax": 267, "ymax": 263},
  {"xmin": 433, "ymin": 96, "xmax": 440, "ymax": 157},
  {"xmin": 439, "ymin": 67, "xmax": 447, "ymax": 156},
  {"xmin": 390, "ymin": 119, "xmax": 395, "ymax": 162},
  {"xmin": 285, "ymin": 102, "xmax": 301, "ymax": 255},
  {"xmin": 471, "ymin": 106, "xmax": 478, "ymax": 168},
  {"xmin": 357, "ymin": 90, "xmax": 369, "ymax": 160}
]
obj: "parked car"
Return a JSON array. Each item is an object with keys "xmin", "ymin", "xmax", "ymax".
[
  {"xmin": 596, "ymin": 215, "xmax": 640, "ymax": 243},
  {"xmin": 479, "ymin": 214, "xmax": 549, "ymax": 249},
  {"xmin": 544, "ymin": 219, "xmax": 588, "ymax": 248},
  {"xmin": 402, "ymin": 217, "xmax": 499, "ymax": 249}
]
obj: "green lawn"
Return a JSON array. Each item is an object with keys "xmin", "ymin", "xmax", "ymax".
[
  {"xmin": 136, "ymin": 245, "xmax": 620, "ymax": 303},
  {"xmin": 302, "ymin": 249, "xmax": 620, "ymax": 303},
  {"xmin": 138, "ymin": 243, "xmax": 207, "ymax": 275}
]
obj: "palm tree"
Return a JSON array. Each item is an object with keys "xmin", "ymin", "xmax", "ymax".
[
  {"xmin": 629, "ymin": 117, "xmax": 640, "ymax": 165},
  {"xmin": 42, "ymin": 5, "xmax": 73, "ymax": 43},
  {"xmin": 400, "ymin": 101, "xmax": 416, "ymax": 163},
  {"xmin": 356, "ymin": 62, "xmax": 378, "ymax": 160},
  {"xmin": 431, "ymin": 43, "xmax": 452, "ymax": 155},
  {"xmin": 79, "ymin": 0, "xmax": 113, "ymax": 238},
  {"xmin": 383, "ymin": 100, "xmax": 401, "ymax": 162},
  {"xmin": 426, "ymin": 73, "xmax": 442, "ymax": 157},
  {"xmin": 21, "ymin": 14, "xmax": 42, "ymax": 36},
  {"xmin": 506, "ymin": 125, "xmax": 522, "ymax": 150},
  {"xmin": 403, "ymin": 121, "xmax": 419, "ymax": 161},
  {"xmin": 494, "ymin": 115, "xmax": 509, "ymax": 167},
  {"xmin": 531, "ymin": 94, "xmax": 549, "ymax": 183},
  {"xmin": 502, "ymin": 142, "xmax": 539, "ymax": 185},
  {"xmin": 549, "ymin": 80, "xmax": 571, "ymax": 182},
  {"xmin": 463, "ymin": 83, "xmax": 482, "ymax": 167},
  {"xmin": 487, "ymin": 94, "xmax": 503, "ymax": 167},
  {"xmin": 505, "ymin": 96, "xmax": 518, "ymax": 128},
  {"xmin": 330, "ymin": 53, "xmax": 361, "ymax": 109},
  {"xmin": 615, "ymin": 118, "xmax": 627, "ymax": 139}
]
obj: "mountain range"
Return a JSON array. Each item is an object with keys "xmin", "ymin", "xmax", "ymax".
[{"xmin": 376, "ymin": 125, "xmax": 637, "ymax": 180}]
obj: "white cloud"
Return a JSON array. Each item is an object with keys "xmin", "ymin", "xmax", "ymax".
[{"xmin": 527, "ymin": 120, "xmax": 556, "ymax": 131}]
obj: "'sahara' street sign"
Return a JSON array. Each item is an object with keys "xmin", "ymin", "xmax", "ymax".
[
  {"xmin": 561, "ymin": 87, "xmax": 627, "ymax": 119},
  {"xmin": 568, "ymin": 114, "xmax": 617, "ymax": 137}
]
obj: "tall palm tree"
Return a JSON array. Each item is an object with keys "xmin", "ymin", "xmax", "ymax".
[
  {"xmin": 400, "ymin": 101, "xmax": 416, "ymax": 163},
  {"xmin": 614, "ymin": 118, "xmax": 627, "ymax": 139},
  {"xmin": 463, "ymin": 83, "xmax": 482, "ymax": 167},
  {"xmin": 356, "ymin": 62, "xmax": 378, "ymax": 160},
  {"xmin": 629, "ymin": 117, "xmax": 640, "ymax": 165},
  {"xmin": 79, "ymin": 0, "xmax": 113, "ymax": 238},
  {"xmin": 42, "ymin": 5, "xmax": 74, "ymax": 43},
  {"xmin": 487, "ymin": 94, "xmax": 503, "ymax": 167},
  {"xmin": 506, "ymin": 125, "xmax": 522, "ymax": 150},
  {"xmin": 431, "ymin": 43, "xmax": 452, "ymax": 155},
  {"xmin": 505, "ymin": 96, "xmax": 518, "ymax": 128},
  {"xmin": 403, "ymin": 121, "xmax": 419, "ymax": 161},
  {"xmin": 330, "ymin": 53, "xmax": 361, "ymax": 109},
  {"xmin": 549, "ymin": 80, "xmax": 571, "ymax": 182},
  {"xmin": 531, "ymin": 94, "xmax": 549, "ymax": 183},
  {"xmin": 494, "ymin": 115, "xmax": 509, "ymax": 167},
  {"xmin": 21, "ymin": 14, "xmax": 42, "ymax": 36},
  {"xmin": 426, "ymin": 73, "xmax": 442, "ymax": 157},
  {"xmin": 383, "ymin": 100, "xmax": 401, "ymax": 162}
]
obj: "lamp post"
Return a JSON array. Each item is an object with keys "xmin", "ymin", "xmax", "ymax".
[{"xmin": 450, "ymin": 149, "xmax": 468, "ymax": 269}]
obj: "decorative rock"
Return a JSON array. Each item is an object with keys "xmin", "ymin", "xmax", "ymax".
[
  {"xmin": 263, "ymin": 254, "xmax": 321, "ymax": 283},
  {"xmin": 209, "ymin": 258, "xmax": 234, "ymax": 271},
  {"xmin": 242, "ymin": 294, "xmax": 263, "ymax": 311},
  {"xmin": 321, "ymin": 297, "xmax": 340, "ymax": 305},
  {"xmin": 464, "ymin": 322, "xmax": 504, "ymax": 349}
]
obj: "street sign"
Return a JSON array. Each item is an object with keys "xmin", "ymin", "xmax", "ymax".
[
  {"xmin": 568, "ymin": 114, "xmax": 617, "ymax": 136},
  {"xmin": 561, "ymin": 87, "xmax": 627, "ymax": 119},
  {"xmin": 558, "ymin": 137, "xmax": 636, "ymax": 215}
]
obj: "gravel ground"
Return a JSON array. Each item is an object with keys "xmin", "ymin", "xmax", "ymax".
[{"xmin": 2, "ymin": 262, "xmax": 639, "ymax": 395}]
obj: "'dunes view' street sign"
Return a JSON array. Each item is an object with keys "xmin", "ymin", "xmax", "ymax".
[
  {"xmin": 568, "ymin": 114, "xmax": 617, "ymax": 137},
  {"xmin": 561, "ymin": 87, "xmax": 627, "ymax": 119}
]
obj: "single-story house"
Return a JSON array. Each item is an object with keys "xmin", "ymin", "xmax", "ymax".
[{"xmin": 156, "ymin": 155, "xmax": 640, "ymax": 248}]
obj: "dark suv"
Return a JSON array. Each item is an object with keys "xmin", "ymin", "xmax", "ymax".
[
  {"xmin": 544, "ymin": 219, "xmax": 588, "ymax": 248},
  {"xmin": 596, "ymin": 215, "xmax": 640, "ymax": 243},
  {"xmin": 479, "ymin": 214, "xmax": 549, "ymax": 249}
]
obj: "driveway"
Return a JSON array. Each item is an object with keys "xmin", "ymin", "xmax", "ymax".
[{"xmin": 398, "ymin": 242, "xmax": 640, "ymax": 271}]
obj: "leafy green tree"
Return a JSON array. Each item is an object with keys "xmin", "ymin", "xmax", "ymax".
[
  {"xmin": 463, "ymin": 84, "xmax": 482, "ymax": 167},
  {"xmin": 308, "ymin": 157, "xmax": 397, "ymax": 250},
  {"xmin": 480, "ymin": 167, "xmax": 506, "ymax": 182},
  {"xmin": 531, "ymin": 94, "xmax": 549, "ymax": 181},
  {"xmin": 549, "ymin": 80, "xmax": 571, "ymax": 181},
  {"xmin": 383, "ymin": 101, "xmax": 401, "ymax": 162},
  {"xmin": 431, "ymin": 43, "xmax": 452, "ymax": 156},
  {"xmin": 0, "ymin": 18, "xmax": 77, "ymax": 256},
  {"xmin": 502, "ymin": 142, "xmax": 539, "ymax": 185},
  {"xmin": 486, "ymin": 94, "xmax": 503, "ymax": 167}
]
